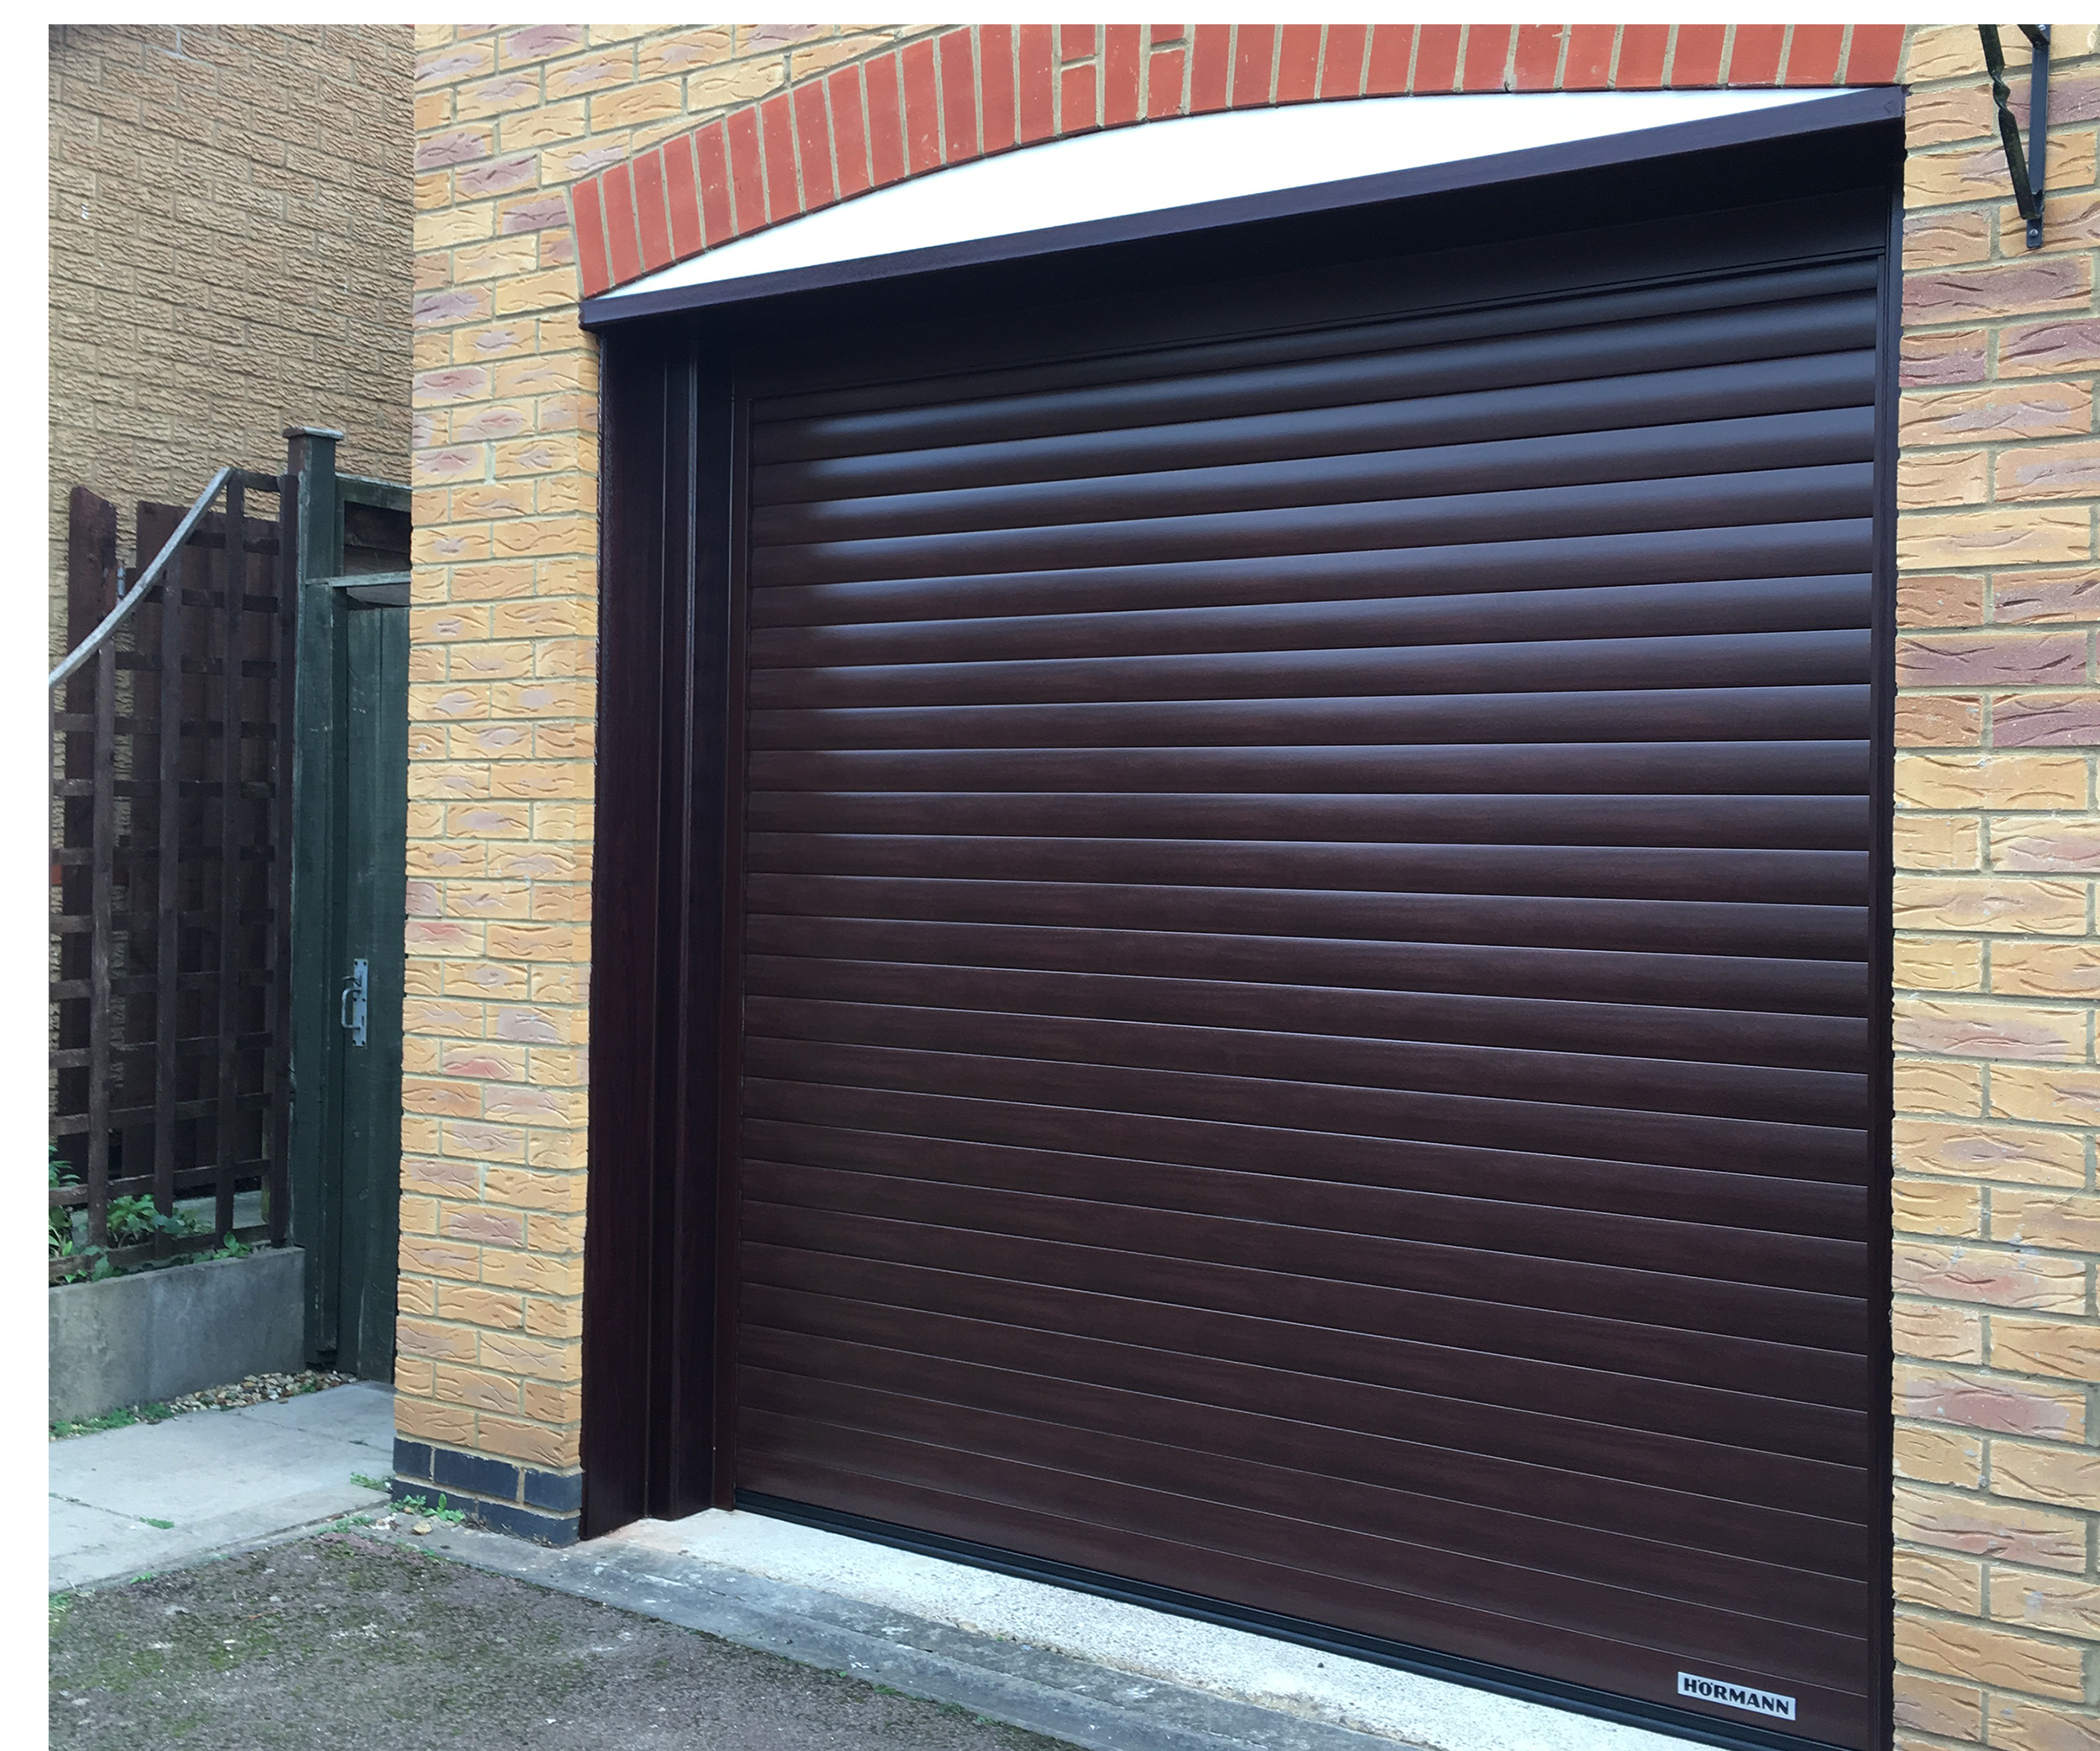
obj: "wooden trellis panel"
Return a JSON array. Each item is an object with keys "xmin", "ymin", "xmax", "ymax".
[{"xmin": 50, "ymin": 480, "xmax": 293, "ymax": 1278}]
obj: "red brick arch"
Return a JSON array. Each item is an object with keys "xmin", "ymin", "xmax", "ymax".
[{"xmin": 570, "ymin": 21, "xmax": 1907, "ymax": 299}]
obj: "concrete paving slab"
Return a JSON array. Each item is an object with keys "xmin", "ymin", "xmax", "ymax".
[
  {"xmin": 56, "ymin": 1420, "xmax": 368, "ymax": 1520},
  {"xmin": 49, "ymin": 1380, "xmax": 394, "ymax": 1593},
  {"xmin": 47, "ymin": 1496, "xmax": 141, "ymax": 1551},
  {"xmin": 223, "ymin": 1379, "xmax": 394, "ymax": 1444}
]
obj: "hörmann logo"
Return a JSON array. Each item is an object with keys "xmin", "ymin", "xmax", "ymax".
[{"xmin": 1678, "ymin": 1673, "xmax": 1798, "ymax": 1721}]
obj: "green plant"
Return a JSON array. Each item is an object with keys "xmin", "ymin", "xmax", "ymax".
[
  {"xmin": 395, "ymin": 1494, "xmax": 468, "ymax": 1527},
  {"xmin": 139, "ymin": 1518, "xmax": 173, "ymax": 1530},
  {"xmin": 46, "ymin": 1146, "xmax": 97, "ymax": 1273},
  {"xmin": 50, "ymin": 1401, "xmax": 175, "ymax": 1440},
  {"xmin": 49, "ymin": 1146, "xmax": 72, "ymax": 1249},
  {"xmin": 49, "ymin": 1237, "xmax": 112, "ymax": 1284},
  {"xmin": 47, "ymin": 1164, "xmax": 259, "ymax": 1281},
  {"xmin": 104, "ymin": 1195, "xmax": 201, "ymax": 1249},
  {"xmin": 349, "ymin": 1473, "xmax": 387, "ymax": 1492}
]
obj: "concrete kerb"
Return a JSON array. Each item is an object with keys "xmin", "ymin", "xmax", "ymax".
[{"xmin": 381, "ymin": 1516, "xmax": 1417, "ymax": 1751}]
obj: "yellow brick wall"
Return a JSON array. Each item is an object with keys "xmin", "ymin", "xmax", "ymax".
[
  {"xmin": 411, "ymin": 24, "xmax": 2100, "ymax": 1739},
  {"xmin": 1894, "ymin": 25, "xmax": 2100, "ymax": 1751},
  {"xmin": 48, "ymin": 24, "xmax": 413, "ymax": 657},
  {"xmin": 401, "ymin": 23, "xmax": 939, "ymax": 1474}
]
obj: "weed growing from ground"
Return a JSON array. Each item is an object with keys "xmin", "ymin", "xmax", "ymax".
[
  {"xmin": 49, "ymin": 1401, "xmax": 175, "ymax": 1440},
  {"xmin": 394, "ymin": 1495, "xmax": 468, "ymax": 1527}
]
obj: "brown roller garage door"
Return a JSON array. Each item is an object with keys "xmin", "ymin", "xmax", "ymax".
[{"xmin": 726, "ymin": 198, "xmax": 1885, "ymax": 1750}]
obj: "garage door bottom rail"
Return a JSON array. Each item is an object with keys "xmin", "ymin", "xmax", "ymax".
[{"xmin": 737, "ymin": 1491, "xmax": 1854, "ymax": 1751}]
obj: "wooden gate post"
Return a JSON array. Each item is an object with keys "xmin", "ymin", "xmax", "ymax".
[{"xmin": 284, "ymin": 425, "xmax": 347, "ymax": 1363}]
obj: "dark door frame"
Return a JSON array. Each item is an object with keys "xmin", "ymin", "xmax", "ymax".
[{"xmin": 581, "ymin": 95, "xmax": 1902, "ymax": 1751}]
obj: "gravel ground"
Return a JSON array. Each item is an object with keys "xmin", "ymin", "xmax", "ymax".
[
  {"xmin": 51, "ymin": 1370, "xmax": 356, "ymax": 1439},
  {"xmin": 157, "ymin": 1369, "xmax": 357, "ymax": 1417},
  {"xmin": 49, "ymin": 1533, "xmax": 1078, "ymax": 1751}
]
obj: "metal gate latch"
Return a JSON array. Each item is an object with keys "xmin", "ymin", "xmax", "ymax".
[{"xmin": 340, "ymin": 958, "xmax": 368, "ymax": 1047}]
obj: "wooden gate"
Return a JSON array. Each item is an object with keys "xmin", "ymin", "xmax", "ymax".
[
  {"xmin": 51, "ymin": 435, "xmax": 412, "ymax": 1368},
  {"xmin": 283, "ymin": 426, "xmax": 413, "ymax": 1377}
]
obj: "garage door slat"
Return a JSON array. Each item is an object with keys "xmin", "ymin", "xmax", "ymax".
[
  {"xmin": 745, "ymin": 1091, "xmax": 1868, "ymax": 1260},
  {"xmin": 754, "ymin": 299, "xmax": 1874, "ymax": 455},
  {"xmin": 751, "ymin": 837, "xmax": 1868, "ymax": 910},
  {"xmin": 742, "ymin": 1115, "xmax": 1861, "ymax": 1287},
  {"xmin": 752, "ymin": 834, "xmax": 1870, "ymax": 904},
  {"xmin": 742, "ymin": 1400, "xmax": 1870, "ymax": 1668},
  {"xmin": 745, "ymin": 1194, "xmax": 1874, "ymax": 1400},
  {"xmin": 732, "ymin": 227, "xmax": 1887, "ymax": 1744},
  {"xmin": 751, "ymin": 280, "xmax": 1874, "ymax": 456},
  {"xmin": 748, "ymin": 742, "xmax": 1870, "ymax": 795},
  {"xmin": 745, "ymin": 954, "xmax": 1866, "ymax": 1068},
  {"xmin": 739, "ymin": 1225, "xmax": 1868, "ymax": 1505},
  {"xmin": 742, "ymin": 1358, "xmax": 1867, "ymax": 1632},
  {"xmin": 745, "ymin": 1039, "xmax": 1866, "ymax": 1182},
  {"xmin": 751, "ymin": 522, "xmax": 1873, "ymax": 627},
  {"xmin": 742, "ymin": 915, "xmax": 1871, "ymax": 1015},
  {"xmin": 743, "ymin": 1241, "xmax": 1870, "ymax": 1426},
  {"xmin": 754, "ymin": 636, "xmax": 1871, "ymax": 714},
  {"xmin": 745, "ymin": 1164, "xmax": 1865, "ymax": 1354},
  {"xmin": 754, "ymin": 353, "xmax": 1874, "ymax": 504},
  {"xmin": 749, "ymin": 874, "xmax": 1867, "ymax": 961},
  {"xmin": 738, "ymin": 1411, "xmax": 1867, "ymax": 1696},
  {"xmin": 742, "ymin": 1211, "xmax": 1877, "ymax": 1432},
  {"xmin": 742, "ymin": 1353, "xmax": 1866, "ymax": 1620},
  {"xmin": 748, "ymin": 631, "xmax": 1868, "ymax": 710},
  {"xmin": 745, "ymin": 996, "xmax": 1868, "ymax": 1127},
  {"xmin": 754, "ymin": 1021, "xmax": 1873, "ymax": 1151},
  {"xmin": 743, "ymin": 1091, "xmax": 1871, "ymax": 1243},
  {"xmin": 747, "ymin": 1141, "xmax": 1864, "ymax": 1318},
  {"xmin": 752, "ymin": 467, "xmax": 1873, "ymax": 587},
  {"xmin": 751, "ymin": 577, "xmax": 1869, "ymax": 671},
  {"xmin": 750, "ymin": 685, "xmax": 1870, "ymax": 749},
  {"xmin": 753, "ymin": 408, "xmax": 1873, "ymax": 545},
  {"xmin": 742, "ymin": 1281, "xmax": 1873, "ymax": 1556},
  {"xmin": 750, "ymin": 791, "xmax": 1867, "ymax": 850}
]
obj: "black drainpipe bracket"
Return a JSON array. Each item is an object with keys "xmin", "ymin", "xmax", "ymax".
[{"xmin": 1979, "ymin": 24, "xmax": 2052, "ymax": 249}]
